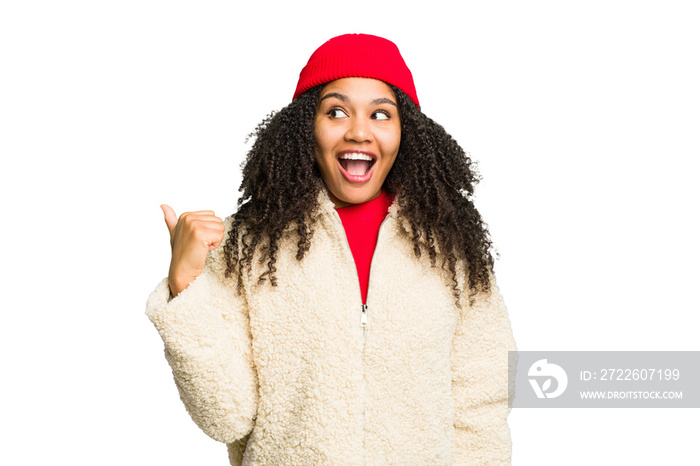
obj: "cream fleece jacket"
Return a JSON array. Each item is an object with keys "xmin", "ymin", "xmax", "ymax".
[{"xmin": 145, "ymin": 189, "xmax": 517, "ymax": 465}]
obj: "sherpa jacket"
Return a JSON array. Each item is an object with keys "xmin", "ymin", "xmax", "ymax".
[{"xmin": 145, "ymin": 189, "xmax": 517, "ymax": 465}]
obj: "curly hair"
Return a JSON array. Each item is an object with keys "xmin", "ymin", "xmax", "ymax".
[{"xmin": 223, "ymin": 83, "xmax": 496, "ymax": 307}]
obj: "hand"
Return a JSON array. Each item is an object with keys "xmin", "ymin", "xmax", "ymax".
[{"xmin": 161, "ymin": 204, "xmax": 225, "ymax": 298}]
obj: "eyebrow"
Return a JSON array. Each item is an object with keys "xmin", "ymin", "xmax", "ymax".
[
  {"xmin": 320, "ymin": 92, "xmax": 349, "ymax": 103},
  {"xmin": 319, "ymin": 92, "xmax": 397, "ymax": 107},
  {"xmin": 371, "ymin": 97, "xmax": 397, "ymax": 107}
]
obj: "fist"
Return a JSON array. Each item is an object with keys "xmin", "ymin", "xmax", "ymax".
[{"xmin": 161, "ymin": 204, "xmax": 226, "ymax": 298}]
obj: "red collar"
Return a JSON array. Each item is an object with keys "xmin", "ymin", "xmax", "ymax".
[{"xmin": 335, "ymin": 190, "xmax": 394, "ymax": 223}]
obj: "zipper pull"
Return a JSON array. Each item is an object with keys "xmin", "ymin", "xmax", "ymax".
[{"xmin": 361, "ymin": 304, "xmax": 368, "ymax": 327}]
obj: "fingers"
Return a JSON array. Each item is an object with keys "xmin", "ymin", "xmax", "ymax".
[
  {"xmin": 182, "ymin": 210, "xmax": 216, "ymax": 215},
  {"xmin": 178, "ymin": 213, "xmax": 224, "ymax": 228}
]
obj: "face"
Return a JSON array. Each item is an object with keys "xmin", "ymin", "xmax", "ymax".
[{"xmin": 314, "ymin": 77, "xmax": 401, "ymax": 208}]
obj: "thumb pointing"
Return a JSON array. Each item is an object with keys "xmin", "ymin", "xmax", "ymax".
[{"xmin": 161, "ymin": 204, "xmax": 178, "ymax": 239}]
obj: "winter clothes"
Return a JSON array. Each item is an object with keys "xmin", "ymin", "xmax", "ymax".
[
  {"xmin": 293, "ymin": 33, "xmax": 420, "ymax": 107},
  {"xmin": 145, "ymin": 188, "xmax": 517, "ymax": 465}
]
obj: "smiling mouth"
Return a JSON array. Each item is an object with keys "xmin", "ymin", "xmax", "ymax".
[{"xmin": 337, "ymin": 152, "xmax": 376, "ymax": 176}]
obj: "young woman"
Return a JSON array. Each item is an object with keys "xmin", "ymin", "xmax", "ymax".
[{"xmin": 147, "ymin": 33, "xmax": 516, "ymax": 465}]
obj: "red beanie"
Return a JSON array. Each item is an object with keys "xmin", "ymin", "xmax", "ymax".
[{"xmin": 293, "ymin": 33, "xmax": 420, "ymax": 108}]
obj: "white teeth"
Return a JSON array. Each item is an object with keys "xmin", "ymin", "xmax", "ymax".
[{"xmin": 339, "ymin": 153, "xmax": 373, "ymax": 161}]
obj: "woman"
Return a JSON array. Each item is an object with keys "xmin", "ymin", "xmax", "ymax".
[{"xmin": 147, "ymin": 33, "xmax": 516, "ymax": 465}]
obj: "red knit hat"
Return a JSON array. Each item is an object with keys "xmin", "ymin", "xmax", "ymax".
[{"xmin": 293, "ymin": 33, "xmax": 420, "ymax": 108}]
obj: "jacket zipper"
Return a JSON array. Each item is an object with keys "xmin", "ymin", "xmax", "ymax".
[{"xmin": 331, "ymin": 210, "xmax": 391, "ymax": 466}]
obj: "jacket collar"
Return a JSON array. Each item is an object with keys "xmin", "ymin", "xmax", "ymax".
[{"xmin": 314, "ymin": 187, "xmax": 340, "ymax": 218}]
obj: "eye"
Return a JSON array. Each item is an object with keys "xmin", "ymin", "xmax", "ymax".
[
  {"xmin": 327, "ymin": 108, "xmax": 348, "ymax": 119},
  {"xmin": 372, "ymin": 110, "xmax": 391, "ymax": 120}
]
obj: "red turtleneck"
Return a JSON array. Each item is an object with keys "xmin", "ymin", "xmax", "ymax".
[{"xmin": 335, "ymin": 190, "xmax": 394, "ymax": 304}]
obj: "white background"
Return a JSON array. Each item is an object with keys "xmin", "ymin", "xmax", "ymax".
[{"xmin": 1, "ymin": 1, "xmax": 698, "ymax": 464}]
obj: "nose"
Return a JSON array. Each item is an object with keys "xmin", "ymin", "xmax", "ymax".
[{"xmin": 344, "ymin": 116, "xmax": 373, "ymax": 143}]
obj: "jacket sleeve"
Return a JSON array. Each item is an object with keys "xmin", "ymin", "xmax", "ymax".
[
  {"xmin": 451, "ymin": 273, "xmax": 517, "ymax": 465},
  {"xmin": 145, "ymin": 227, "xmax": 259, "ymax": 444}
]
